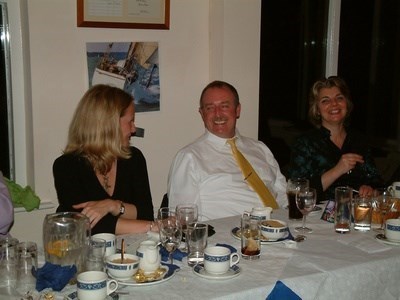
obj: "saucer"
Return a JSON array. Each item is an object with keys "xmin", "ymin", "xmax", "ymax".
[
  {"xmin": 231, "ymin": 227, "xmax": 290, "ymax": 244},
  {"xmin": 193, "ymin": 264, "xmax": 241, "ymax": 280},
  {"xmin": 375, "ymin": 234, "xmax": 400, "ymax": 246},
  {"xmin": 109, "ymin": 266, "xmax": 175, "ymax": 286}
]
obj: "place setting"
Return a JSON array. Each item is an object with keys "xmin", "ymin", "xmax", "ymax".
[
  {"xmin": 192, "ymin": 245, "xmax": 241, "ymax": 280},
  {"xmin": 231, "ymin": 206, "xmax": 294, "ymax": 244}
]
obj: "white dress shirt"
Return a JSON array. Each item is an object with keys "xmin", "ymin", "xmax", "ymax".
[{"xmin": 167, "ymin": 130, "xmax": 288, "ymax": 220}]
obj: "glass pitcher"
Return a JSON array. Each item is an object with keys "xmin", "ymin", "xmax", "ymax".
[{"xmin": 43, "ymin": 212, "xmax": 90, "ymax": 280}]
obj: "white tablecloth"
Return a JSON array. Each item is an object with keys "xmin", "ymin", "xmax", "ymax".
[
  {"xmin": 3, "ymin": 208, "xmax": 399, "ymax": 300},
  {"xmin": 117, "ymin": 208, "xmax": 400, "ymax": 300}
]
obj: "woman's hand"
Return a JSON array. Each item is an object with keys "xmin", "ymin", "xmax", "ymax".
[
  {"xmin": 358, "ymin": 185, "xmax": 374, "ymax": 197},
  {"xmin": 336, "ymin": 153, "xmax": 364, "ymax": 175},
  {"xmin": 73, "ymin": 199, "xmax": 119, "ymax": 228}
]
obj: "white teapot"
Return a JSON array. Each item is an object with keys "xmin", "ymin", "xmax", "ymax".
[{"xmin": 136, "ymin": 240, "xmax": 161, "ymax": 274}]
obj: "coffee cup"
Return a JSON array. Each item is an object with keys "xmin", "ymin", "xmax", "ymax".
[
  {"xmin": 77, "ymin": 271, "xmax": 118, "ymax": 300},
  {"xmin": 92, "ymin": 233, "xmax": 116, "ymax": 257},
  {"xmin": 385, "ymin": 218, "xmax": 400, "ymax": 242},
  {"xmin": 388, "ymin": 182, "xmax": 400, "ymax": 198},
  {"xmin": 204, "ymin": 246, "xmax": 240, "ymax": 275}
]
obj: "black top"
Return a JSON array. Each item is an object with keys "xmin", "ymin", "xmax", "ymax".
[
  {"xmin": 53, "ymin": 147, "xmax": 154, "ymax": 234},
  {"xmin": 288, "ymin": 126, "xmax": 384, "ymax": 202}
]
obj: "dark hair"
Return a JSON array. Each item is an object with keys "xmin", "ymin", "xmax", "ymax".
[
  {"xmin": 199, "ymin": 80, "xmax": 240, "ymax": 108},
  {"xmin": 308, "ymin": 76, "xmax": 354, "ymax": 127}
]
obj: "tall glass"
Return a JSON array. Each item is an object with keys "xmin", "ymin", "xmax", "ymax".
[
  {"xmin": 176, "ymin": 204, "xmax": 198, "ymax": 250},
  {"xmin": 287, "ymin": 178, "xmax": 309, "ymax": 219},
  {"xmin": 334, "ymin": 186, "xmax": 352, "ymax": 233}
]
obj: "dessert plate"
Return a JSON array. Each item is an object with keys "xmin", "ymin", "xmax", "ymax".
[
  {"xmin": 231, "ymin": 227, "xmax": 290, "ymax": 244},
  {"xmin": 375, "ymin": 234, "xmax": 400, "ymax": 246},
  {"xmin": 193, "ymin": 264, "xmax": 241, "ymax": 280}
]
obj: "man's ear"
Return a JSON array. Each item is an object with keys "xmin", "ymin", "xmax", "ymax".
[{"xmin": 236, "ymin": 103, "xmax": 241, "ymax": 119}]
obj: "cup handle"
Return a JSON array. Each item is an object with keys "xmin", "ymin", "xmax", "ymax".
[
  {"xmin": 388, "ymin": 186, "xmax": 394, "ymax": 195},
  {"xmin": 229, "ymin": 253, "xmax": 240, "ymax": 267},
  {"xmin": 107, "ymin": 279, "xmax": 118, "ymax": 295}
]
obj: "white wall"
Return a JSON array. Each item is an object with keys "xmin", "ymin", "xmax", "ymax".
[{"xmin": 10, "ymin": 0, "xmax": 261, "ymax": 244}]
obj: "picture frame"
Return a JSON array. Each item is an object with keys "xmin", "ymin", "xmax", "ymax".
[{"xmin": 77, "ymin": 0, "xmax": 170, "ymax": 30}]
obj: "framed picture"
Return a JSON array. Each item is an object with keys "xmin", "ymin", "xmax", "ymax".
[
  {"xmin": 86, "ymin": 42, "xmax": 161, "ymax": 113},
  {"xmin": 77, "ymin": 0, "xmax": 170, "ymax": 29}
]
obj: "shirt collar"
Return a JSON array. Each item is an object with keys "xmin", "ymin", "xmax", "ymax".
[{"xmin": 204, "ymin": 129, "xmax": 241, "ymax": 147}]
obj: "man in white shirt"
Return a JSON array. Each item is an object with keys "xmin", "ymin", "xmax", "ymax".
[{"xmin": 168, "ymin": 81, "xmax": 287, "ymax": 220}]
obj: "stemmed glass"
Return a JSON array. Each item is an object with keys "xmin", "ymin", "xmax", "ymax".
[
  {"xmin": 295, "ymin": 187, "xmax": 317, "ymax": 236},
  {"xmin": 176, "ymin": 204, "xmax": 198, "ymax": 250},
  {"xmin": 373, "ymin": 188, "xmax": 394, "ymax": 232},
  {"xmin": 158, "ymin": 208, "xmax": 182, "ymax": 264}
]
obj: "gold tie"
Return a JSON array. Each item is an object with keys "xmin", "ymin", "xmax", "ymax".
[{"xmin": 227, "ymin": 138, "xmax": 279, "ymax": 209}]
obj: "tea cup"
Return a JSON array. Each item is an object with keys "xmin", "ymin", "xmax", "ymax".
[
  {"xmin": 385, "ymin": 218, "xmax": 400, "ymax": 242},
  {"xmin": 77, "ymin": 271, "xmax": 118, "ymax": 300},
  {"xmin": 92, "ymin": 233, "xmax": 116, "ymax": 257},
  {"xmin": 204, "ymin": 246, "xmax": 240, "ymax": 275},
  {"xmin": 106, "ymin": 253, "xmax": 139, "ymax": 280}
]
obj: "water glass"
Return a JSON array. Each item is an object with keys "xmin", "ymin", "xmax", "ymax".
[
  {"xmin": 176, "ymin": 204, "xmax": 198, "ymax": 247},
  {"xmin": 353, "ymin": 196, "xmax": 372, "ymax": 231},
  {"xmin": 85, "ymin": 238, "xmax": 106, "ymax": 272},
  {"xmin": 287, "ymin": 178, "xmax": 309, "ymax": 219},
  {"xmin": 240, "ymin": 214, "xmax": 261, "ymax": 260},
  {"xmin": 16, "ymin": 241, "xmax": 38, "ymax": 295},
  {"xmin": 186, "ymin": 222, "xmax": 208, "ymax": 267},
  {"xmin": 0, "ymin": 237, "xmax": 19, "ymax": 288}
]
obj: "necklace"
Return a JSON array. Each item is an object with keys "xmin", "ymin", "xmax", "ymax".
[{"xmin": 102, "ymin": 174, "xmax": 111, "ymax": 191}]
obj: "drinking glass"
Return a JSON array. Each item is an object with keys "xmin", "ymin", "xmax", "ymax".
[
  {"xmin": 295, "ymin": 187, "xmax": 317, "ymax": 235},
  {"xmin": 158, "ymin": 210, "xmax": 182, "ymax": 264},
  {"xmin": 176, "ymin": 204, "xmax": 198, "ymax": 250},
  {"xmin": 373, "ymin": 188, "xmax": 394, "ymax": 231},
  {"xmin": 287, "ymin": 178, "xmax": 309, "ymax": 219}
]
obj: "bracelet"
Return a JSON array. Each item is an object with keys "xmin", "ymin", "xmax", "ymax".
[{"xmin": 119, "ymin": 201, "xmax": 125, "ymax": 215}]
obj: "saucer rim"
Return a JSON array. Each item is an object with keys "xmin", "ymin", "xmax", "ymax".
[
  {"xmin": 231, "ymin": 227, "xmax": 289, "ymax": 244},
  {"xmin": 193, "ymin": 264, "xmax": 241, "ymax": 280},
  {"xmin": 375, "ymin": 234, "xmax": 400, "ymax": 246}
]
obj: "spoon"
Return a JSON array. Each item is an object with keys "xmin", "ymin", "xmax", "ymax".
[{"xmin": 121, "ymin": 238, "xmax": 125, "ymax": 263}]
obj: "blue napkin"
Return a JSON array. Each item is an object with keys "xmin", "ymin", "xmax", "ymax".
[
  {"xmin": 159, "ymin": 246, "xmax": 188, "ymax": 262},
  {"xmin": 33, "ymin": 262, "xmax": 77, "ymax": 292},
  {"xmin": 161, "ymin": 262, "xmax": 180, "ymax": 277},
  {"xmin": 282, "ymin": 228, "xmax": 294, "ymax": 241},
  {"xmin": 216, "ymin": 243, "xmax": 238, "ymax": 253},
  {"xmin": 266, "ymin": 280, "xmax": 302, "ymax": 300}
]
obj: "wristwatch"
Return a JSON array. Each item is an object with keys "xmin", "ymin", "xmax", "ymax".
[{"xmin": 119, "ymin": 201, "xmax": 125, "ymax": 215}]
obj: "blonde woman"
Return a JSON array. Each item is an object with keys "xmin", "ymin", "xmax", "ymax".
[{"xmin": 53, "ymin": 84, "xmax": 156, "ymax": 235}]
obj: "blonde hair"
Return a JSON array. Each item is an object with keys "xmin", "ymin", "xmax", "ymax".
[
  {"xmin": 308, "ymin": 76, "xmax": 353, "ymax": 127},
  {"xmin": 65, "ymin": 84, "xmax": 133, "ymax": 174}
]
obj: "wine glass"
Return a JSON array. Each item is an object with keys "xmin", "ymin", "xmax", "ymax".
[
  {"xmin": 373, "ymin": 188, "xmax": 394, "ymax": 231},
  {"xmin": 295, "ymin": 188, "xmax": 317, "ymax": 236},
  {"xmin": 176, "ymin": 204, "xmax": 198, "ymax": 250},
  {"xmin": 158, "ymin": 210, "xmax": 182, "ymax": 264}
]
